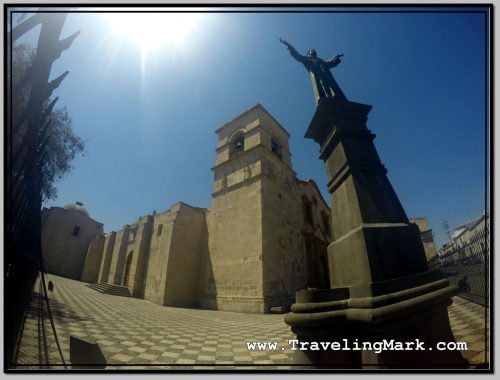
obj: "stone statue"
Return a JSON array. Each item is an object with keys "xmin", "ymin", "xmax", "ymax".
[{"xmin": 280, "ymin": 38, "xmax": 347, "ymax": 102}]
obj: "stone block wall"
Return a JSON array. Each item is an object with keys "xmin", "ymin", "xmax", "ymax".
[
  {"xmin": 108, "ymin": 226, "xmax": 131, "ymax": 286},
  {"xmin": 260, "ymin": 155, "xmax": 332, "ymax": 310},
  {"xmin": 204, "ymin": 179, "xmax": 265, "ymax": 313},
  {"xmin": 143, "ymin": 208, "xmax": 177, "ymax": 305},
  {"xmin": 118, "ymin": 216, "xmax": 152, "ymax": 297},
  {"xmin": 41, "ymin": 207, "xmax": 103, "ymax": 280},
  {"xmin": 81, "ymin": 234, "xmax": 105, "ymax": 283},
  {"xmin": 261, "ymin": 166, "xmax": 307, "ymax": 310},
  {"xmin": 163, "ymin": 204, "xmax": 207, "ymax": 307},
  {"xmin": 98, "ymin": 231, "xmax": 116, "ymax": 283}
]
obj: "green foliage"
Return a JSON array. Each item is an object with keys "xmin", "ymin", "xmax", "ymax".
[
  {"xmin": 12, "ymin": 43, "xmax": 86, "ymax": 201},
  {"xmin": 40, "ymin": 108, "xmax": 86, "ymax": 200}
]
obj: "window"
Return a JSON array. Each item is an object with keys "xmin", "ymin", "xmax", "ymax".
[
  {"xmin": 229, "ymin": 132, "xmax": 245, "ymax": 158},
  {"xmin": 271, "ymin": 138, "xmax": 283, "ymax": 160},
  {"xmin": 157, "ymin": 224, "xmax": 163, "ymax": 236},
  {"xmin": 72, "ymin": 226, "xmax": 80, "ymax": 237}
]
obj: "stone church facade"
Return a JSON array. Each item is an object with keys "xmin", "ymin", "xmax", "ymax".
[{"xmin": 78, "ymin": 104, "xmax": 332, "ymax": 313}]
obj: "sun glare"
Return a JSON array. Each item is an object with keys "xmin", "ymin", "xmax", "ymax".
[{"xmin": 104, "ymin": 13, "xmax": 199, "ymax": 53}]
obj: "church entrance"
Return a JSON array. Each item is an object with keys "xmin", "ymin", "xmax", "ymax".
[
  {"xmin": 304, "ymin": 235, "xmax": 330, "ymax": 289},
  {"xmin": 123, "ymin": 251, "xmax": 133, "ymax": 287}
]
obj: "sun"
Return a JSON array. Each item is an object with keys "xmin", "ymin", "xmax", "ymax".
[{"xmin": 104, "ymin": 13, "xmax": 199, "ymax": 53}]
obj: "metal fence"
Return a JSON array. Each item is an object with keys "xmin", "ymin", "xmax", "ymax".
[
  {"xmin": 430, "ymin": 225, "xmax": 489, "ymax": 306},
  {"xmin": 6, "ymin": 10, "xmax": 77, "ymax": 367}
]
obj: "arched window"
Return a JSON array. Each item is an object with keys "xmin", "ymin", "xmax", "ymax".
[
  {"xmin": 229, "ymin": 132, "xmax": 245, "ymax": 158},
  {"xmin": 271, "ymin": 137, "xmax": 283, "ymax": 160}
]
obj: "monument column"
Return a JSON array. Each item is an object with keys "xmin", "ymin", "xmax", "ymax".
[
  {"xmin": 281, "ymin": 39, "xmax": 467, "ymax": 368},
  {"xmin": 308, "ymin": 98, "xmax": 429, "ymax": 287}
]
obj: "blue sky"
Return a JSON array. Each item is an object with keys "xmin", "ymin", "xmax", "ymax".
[{"xmin": 13, "ymin": 7, "xmax": 489, "ymax": 248}]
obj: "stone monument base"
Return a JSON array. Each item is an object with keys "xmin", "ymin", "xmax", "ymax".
[
  {"xmin": 284, "ymin": 270, "xmax": 469, "ymax": 368},
  {"xmin": 328, "ymin": 223, "xmax": 429, "ymax": 287}
]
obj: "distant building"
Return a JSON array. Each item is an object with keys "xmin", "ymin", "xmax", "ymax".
[
  {"xmin": 80, "ymin": 104, "xmax": 332, "ymax": 313},
  {"xmin": 438, "ymin": 212, "xmax": 489, "ymax": 265},
  {"xmin": 41, "ymin": 202, "xmax": 103, "ymax": 280},
  {"xmin": 410, "ymin": 217, "xmax": 438, "ymax": 262}
]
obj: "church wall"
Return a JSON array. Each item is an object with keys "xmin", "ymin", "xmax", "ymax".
[
  {"xmin": 143, "ymin": 208, "xmax": 177, "ymax": 305},
  {"xmin": 260, "ymin": 152, "xmax": 332, "ymax": 311},
  {"xmin": 205, "ymin": 178, "xmax": 265, "ymax": 313},
  {"xmin": 98, "ymin": 231, "xmax": 116, "ymax": 283},
  {"xmin": 297, "ymin": 180, "xmax": 333, "ymax": 289},
  {"xmin": 257, "ymin": 115, "xmax": 292, "ymax": 168},
  {"xmin": 242, "ymin": 123, "xmax": 262, "ymax": 150},
  {"xmin": 260, "ymin": 158, "xmax": 307, "ymax": 310},
  {"xmin": 163, "ymin": 204, "xmax": 207, "ymax": 307},
  {"xmin": 41, "ymin": 207, "xmax": 103, "ymax": 280},
  {"xmin": 200, "ymin": 209, "xmax": 216, "ymax": 309},
  {"xmin": 81, "ymin": 233, "xmax": 105, "ymax": 283},
  {"xmin": 108, "ymin": 226, "xmax": 131, "ymax": 285},
  {"xmin": 126, "ymin": 215, "xmax": 154, "ymax": 298}
]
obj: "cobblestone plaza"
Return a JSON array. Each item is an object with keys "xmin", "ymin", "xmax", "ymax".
[{"xmin": 13, "ymin": 274, "xmax": 488, "ymax": 370}]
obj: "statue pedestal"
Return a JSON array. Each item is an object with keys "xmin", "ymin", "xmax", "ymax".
[
  {"xmin": 285, "ymin": 98, "xmax": 467, "ymax": 368},
  {"xmin": 285, "ymin": 271, "xmax": 467, "ymax": 368}
]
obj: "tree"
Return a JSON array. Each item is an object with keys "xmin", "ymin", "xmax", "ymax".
[{"xmin": 12, "ymin": 43, "xmax": 85, "ymax": 201}]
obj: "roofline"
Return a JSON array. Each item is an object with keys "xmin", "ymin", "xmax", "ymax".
[
  {"xmin": 177, "ymin": 201, "xmax": 207, "ymax": 213},
  {"xmin": 50, "ymin": 205, "xmax": 103, "ymax": 226},
  {"xmin": 297, "ymin": 178, "xmax": 331, "ymax": 211},
  {"xmin": 215, "ymin": 103, "xmax": 291, "ymax": 137}
]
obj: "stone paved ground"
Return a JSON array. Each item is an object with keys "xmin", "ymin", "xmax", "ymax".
[{"xmin": 12, "ymin": 274, "xmax": 489, "ymax": 370}]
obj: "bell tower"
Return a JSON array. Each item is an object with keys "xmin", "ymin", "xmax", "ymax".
[
  {"xmin": 204, "ymin": 104, "xmax": 294, "ymax": 313},
  {"xmin": 211, "ymin": 103, "xmax": 292, "ymax": 197}
]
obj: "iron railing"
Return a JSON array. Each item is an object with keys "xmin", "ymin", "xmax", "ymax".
[
  {"xmin": 6, "ymin": 10, "xmax": 78, "ymax": 367},
  {"xmin": 430, "ymin": 224, "xmax": 489, "ymax": 306}
]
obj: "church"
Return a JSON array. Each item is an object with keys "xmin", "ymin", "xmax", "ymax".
[{"xmin": 43, "ymin": 104, "xmax": 333, "ymax": 314}]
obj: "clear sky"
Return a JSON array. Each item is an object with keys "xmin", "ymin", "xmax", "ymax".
[{"xmin": 13, "ymin": 6, "xmax": 489, "ymax": 248}]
